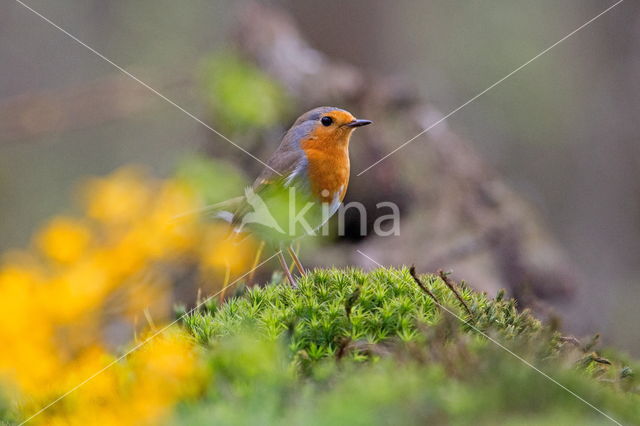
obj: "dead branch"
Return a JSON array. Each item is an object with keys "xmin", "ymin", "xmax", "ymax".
[
  {"xmin": 409, "ymin": 266, "xmax": 441, "ymax": 307},
  {"xmin": 437, "ymin": 270, "xmax": 473, "ymax": 318}
]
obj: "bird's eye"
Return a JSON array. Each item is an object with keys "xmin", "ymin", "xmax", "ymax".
[{"xmin": 321, "ymin": 116, "xmax": 333, "ymax": 126}]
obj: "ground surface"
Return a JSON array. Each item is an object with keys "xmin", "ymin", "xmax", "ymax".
[{"xmin": 174, "ymin": 268, "xmax": 639, "ymax": 425}]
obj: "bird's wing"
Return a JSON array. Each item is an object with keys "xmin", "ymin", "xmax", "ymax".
[
  {"xmin": 252, "ymin": 148, "xmax": 306, "ymax": 189},
  {"xmin": 230, "ymin": 146, "xmax": 306, "ymax": 227}
]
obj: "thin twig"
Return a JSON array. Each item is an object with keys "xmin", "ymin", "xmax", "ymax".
[
  {"xmin": 559, "ymin": 336, "xmax": 582, "ymax": 348},
  {"xmin": 438, "ymin": 269, "xmax": 473, "ymax": 318},
  {"xmin": 409, "ymin": 266, "xmax": 441, "ymax": 307},
  {"xmin": 591, "ymin": 354, "xmax": 612, "ymax": 366}
]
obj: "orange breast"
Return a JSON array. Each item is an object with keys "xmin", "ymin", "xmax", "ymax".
[{"xmin": 300, "ymin": 144, "xmax": 350, "ymax": 203}]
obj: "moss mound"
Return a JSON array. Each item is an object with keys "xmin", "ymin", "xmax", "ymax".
[{"xmin": 177, "ymin": 268, "xmax": 639, "ymax": 425}]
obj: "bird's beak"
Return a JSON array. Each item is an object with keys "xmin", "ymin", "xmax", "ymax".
[{"xmin": 345, "ymin": 119, "xmax": 373, "ymax": 128}]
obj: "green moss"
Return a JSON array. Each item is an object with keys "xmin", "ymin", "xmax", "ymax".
[
  {"xmin": 185, "ymin": 268, "xmax": 540, "ymax": 360},
  {"xmin": 176, "ymin": 267, "xmax": 640, "ymax": 425}
]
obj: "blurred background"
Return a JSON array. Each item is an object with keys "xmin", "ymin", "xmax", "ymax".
[{"xmin": 1, "ymin": 0, "xmax": 639, "ymax": 353}]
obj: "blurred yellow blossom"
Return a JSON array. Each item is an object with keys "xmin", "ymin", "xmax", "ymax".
[
  {"xmin": 35, "ymin": 217, "xmax": 92, "ymax": 264},
  {"xmin": 45, "ymin": 257, "xmax": 114, "ymax": 322},
  {"xmin": 0, "ymin": 163, "xmax": 257, "ymax": 424},
  {"xmin": 201, "ymin": 223, "xmax": 259, "ymax": 276},
  {"xmin": 82, "ymin": 167, "xmax": 153, "ymax": 225}
]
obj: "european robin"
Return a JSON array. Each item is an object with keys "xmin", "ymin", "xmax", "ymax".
[{"xmin": 218, "ymin": 106, "xmax": 371, "ymax": 287}]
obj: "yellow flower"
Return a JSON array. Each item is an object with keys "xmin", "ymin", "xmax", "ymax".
[
  {"xmin": 133, "ymin": 328, "xmax": 198, "ymax": 386},
  {"xmin": 125, "ymin": 328, "xmax": 203, "ymax": 424},
  {"xmin": 145, "ymin": 181, "xmax": 201, "ymax": 258},
  {"xmin": 82, "ymin": 167, "xmax": 152, "ymax": 225},
  {"xmin": 36, "ymin": 217, "xmax": 92, "ymax": 264},
  {"xmin": 151, "ymin": 181, "xmax": 200, "ymax": 225},
  {"xmin": 200, "ymin": 224, "xmax": 258, "ymax": 276},
  {"xmin": 0, "ymin": 163, "xmax": 250, "ymax": 423},
  {"xmin": 0, "ymin": 266, "xmax": 61, "ymax": 394},
  {"xmin": 45, "ymin": 258, "xmax": 114, "ymax": 322}
]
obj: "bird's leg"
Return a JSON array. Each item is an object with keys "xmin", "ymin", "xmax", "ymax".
[
  {"xmin": 248, "ymin": 240, "xmax": 265, "ymax": 285},
  {"xmin": 277, "ymin": 250, "xmax": 297, "ymax": 288},
  {"xmin": 287, "ymin": 245, "xmax": 306, "ymax": 276}
]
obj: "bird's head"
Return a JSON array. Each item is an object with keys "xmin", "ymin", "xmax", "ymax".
[{"xmin": 289, "ymin": 106, "xmax": 372, "ymax": 150}]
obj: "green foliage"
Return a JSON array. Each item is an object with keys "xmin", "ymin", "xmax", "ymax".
[
  {"xmin": 174, "ymin": 154, "xmax": 247, "ymax": 205},
  {"xmin": 176, "ymin": 267, "xmax": 640, "ymax": 425},
  {"xmin": 201, "ymin": 52, "xmax": 290, "ymax": 133}
]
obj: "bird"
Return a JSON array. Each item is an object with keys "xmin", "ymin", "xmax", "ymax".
[{"xmin": 215, "ymin": 106, "xmax": 371, "ymax": 287}]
